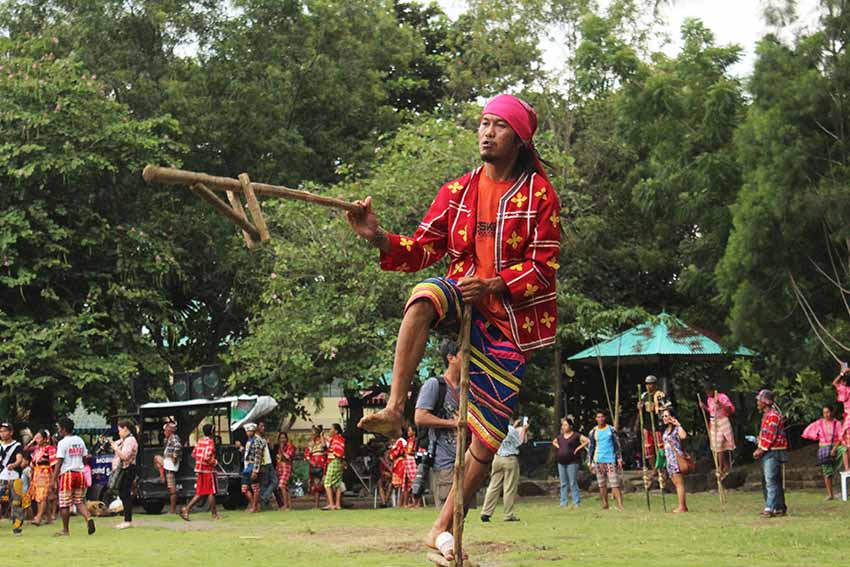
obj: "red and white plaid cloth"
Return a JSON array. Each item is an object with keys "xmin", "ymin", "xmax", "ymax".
[
  {"xmin": 758, "ymin": 407, "xmax": 788, "ymax": 451},
  {"xmin": 192, "ymin": 437, "xmax": 217, "ymax": 473},
  {"xmin": 403, "ymin": 455, "xmax": 417, "ymax": 492}
]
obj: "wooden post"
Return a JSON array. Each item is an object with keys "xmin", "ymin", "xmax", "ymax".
[
  {"xmin": 453, "ymin": 305, "xmax": 473, "ymax": 567},
  {"xmin": 239, "ymin": 173, "xmax": 270, "ymax": 242},
  {"xmin": 225, "ymin": 191, "xmax": 257, "ymax": 249},
  {"xmin": 189, "ymin": 183, "xmax": 261, "ymax": 242}
]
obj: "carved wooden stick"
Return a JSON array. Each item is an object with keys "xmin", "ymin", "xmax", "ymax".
[
  {"xmin": 190, "ymin": 183, "xmax": 260, "ymax": 241},
  {"xmin": 239, "ymin": 173, "xmax": 270, "ymax": 242},
  {"xmin": 225, "ymin": 190, "xmax": 256, "ymax": 249},
  {"xmin": 144, "ymin": 165, "xmax": 363, "ymax": 213}
]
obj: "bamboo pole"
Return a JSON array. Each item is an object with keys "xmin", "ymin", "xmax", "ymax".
[
  {"xmin": 647, "ymin": 405, "xmax": 667, "ymax": 512},
  {"xmin": 225, "ymin": 191, "xmax": 256, "ymax": 249},
  {"xmin": 637, "ymin": 385, "xmax": 651, "ymax": 512},
  {"xmin": 453, "ymin": 305, "xmax": 473, "ymax": 567},
  {"xmin": 698, "ymin": 393, "xmax": 726, "ymax": 506},
  {"xmin": 239, "ymin": 173, "xmax": 270, "ymax": 242},
  {"xmin": 143, "ymin": 165, "xmax": 364, "ymax": 213},
  {"xmin": 189, "ymin": 183, "xmax": 260, "ymax": 241}
]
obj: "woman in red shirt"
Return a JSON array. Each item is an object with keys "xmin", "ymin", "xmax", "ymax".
[
  {"xmin": 275, "ymin": 432, "xmax": 296, "ymax": 511},
  {"xmin": 29, "ymin": 430, "xmax": 56, "ymax": 526},
  {"xmin": 304, "ymin": 426, "xmax": 327, "ymax": 509},
  {"xmin": 323, "ymin": 424, "xmax": 346, "ymax": 510}
]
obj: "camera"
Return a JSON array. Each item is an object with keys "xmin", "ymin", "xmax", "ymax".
[
  {"xmin": 414, "ymin": 445, "xmax": 435, "ymax": 467},
  {"xmin": 412, "ymin": 440, "xmax": 437, "ymax": 498}
]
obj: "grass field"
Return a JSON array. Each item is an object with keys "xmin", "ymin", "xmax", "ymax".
[{"xmin": 6, "ymin": 491, "xmax": 848, "ymax": 566}]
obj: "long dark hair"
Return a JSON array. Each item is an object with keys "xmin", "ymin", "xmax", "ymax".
[
  {"xmin": 514, "ymin": 143, "xmax": 554, "ymax": 178},
  {"xmin": 117, "ymin": 420, "xmax": 136, "ymax": 436}
]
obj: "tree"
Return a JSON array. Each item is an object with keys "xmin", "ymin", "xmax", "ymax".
[
  {"xmin": 717, "ymin": 1, "xmax": 850, "ymax": 380},
  {"xmin": 227, "ymin": 116, "xmax": 479, "ymax": 415},
  {"xmin": 0, "ymin": 35, "xmax": 183, "ymax": 422}
]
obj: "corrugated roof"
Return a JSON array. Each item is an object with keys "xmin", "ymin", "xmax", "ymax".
[{"xmin": 568, "ymin": 314, "xmax": 754, "ymax": 364}]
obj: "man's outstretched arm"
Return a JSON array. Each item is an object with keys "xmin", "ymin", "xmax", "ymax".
[{"xmin": 347, "ymin": 185, "xmax": 454, "ymax": 272}]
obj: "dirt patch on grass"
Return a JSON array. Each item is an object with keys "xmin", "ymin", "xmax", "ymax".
[{"xmin": 135, "ymin": 519, "xmax": 221, "ymax": 532}]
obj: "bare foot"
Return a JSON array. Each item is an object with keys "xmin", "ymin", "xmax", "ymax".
[
  {"xmin": 425, "ymin": 527, "xmax": 442, "ymax": 549},
  {"xmin": 673, "ymin": 507, "xmax": 689, "ymax": 513},
  {"xmin": 357, "ymin": 408, "xmax": 404, "ymax": 438}
]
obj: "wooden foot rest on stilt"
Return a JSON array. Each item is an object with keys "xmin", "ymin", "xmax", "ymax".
[{"xmin": 425, "ymin": 553, "xmax": 479, "ymax": 567}]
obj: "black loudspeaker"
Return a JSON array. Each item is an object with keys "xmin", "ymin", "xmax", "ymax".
[
  {"xmin": 171, "ymin": 365, "xmax": 222, "ymax": 401},
  {"xmin": 171, "ymin": 373, "xmax": 191, "ymax": 401}
]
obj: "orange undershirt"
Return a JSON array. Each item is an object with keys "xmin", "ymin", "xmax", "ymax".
[{"xmin": 474, "ymin": 172, "xmax": 515, "ymax": 342}]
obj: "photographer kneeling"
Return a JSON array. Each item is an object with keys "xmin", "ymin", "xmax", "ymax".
[{"xmin": 413, "ymin": 339, "xmax": 461, "ymax": 508}]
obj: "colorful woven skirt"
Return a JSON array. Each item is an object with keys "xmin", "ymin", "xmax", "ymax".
[
  {"xmin": 406, "ymin": 277, "xmax": 526, "ymax": 453},
  {"xmin": 324, "ymin": 458, "xmax": 344, "ymax": 489}
]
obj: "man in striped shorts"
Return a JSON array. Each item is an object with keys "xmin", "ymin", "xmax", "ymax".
[
  {"xmin": 51, "ymin": 418, "xmax": 95, "ymax": 536},
  {"xmin": 348, "ymin": 94, "xmax": 560, "ymax": 563}
]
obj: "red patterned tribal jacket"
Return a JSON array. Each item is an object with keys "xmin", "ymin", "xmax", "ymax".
[{"xmin": 380, "ymin": 166, "xmax": 561, "ymax": 352}]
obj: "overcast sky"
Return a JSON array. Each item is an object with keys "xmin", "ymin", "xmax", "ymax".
[{"xmin": 438, "ymin": 0, "xmax": 823, "ymax": 77}]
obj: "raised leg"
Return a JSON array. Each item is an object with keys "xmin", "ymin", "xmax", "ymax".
[{"xmin": 358, "ymin": 301, "xmax": 436, "ymax": 437}]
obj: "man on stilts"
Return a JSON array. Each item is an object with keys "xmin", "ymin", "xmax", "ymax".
[
  {"xmin": 637, "ymin": 376, "xmax": 668, "ymax": 475},
  {"xmin": 348, "ymin": 94, "xmax": 560, "ymax": 563}
]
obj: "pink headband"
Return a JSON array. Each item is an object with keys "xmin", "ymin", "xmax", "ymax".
[
  {"xmin": 483, "ymin": 94, "xmax": 538, "ymax": 143},
  {"xmin": 482, "ymin": 94, "xmax": 548, "ymax": 181}
]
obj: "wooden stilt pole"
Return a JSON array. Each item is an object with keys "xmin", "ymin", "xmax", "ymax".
[
  {"xmin": 647, "ymin": 407, "xmax": 667, "ymax": 512},
  {"xmin": 637, "ymin": 385, "xmax": 651, "ymax": 512},
  {"xmin": 225, "ymin": 191, "xmax": 256, "ymax": 249},
  {"xmin": 239, "ymin": 173, "xmax": 270, "ymax": 242},
  {"xmin": 698, "ymin": 394, "xmax": 726, "ymax": 506},
  {"xmin": 453, "ymin": 305, "xmax": 473, "ymax": 567},
  {"xmin": 189, "ymin": 183, "xmax": 260, "ymax": 241}
]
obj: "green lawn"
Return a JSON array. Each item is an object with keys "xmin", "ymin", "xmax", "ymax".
[{"xmin": 6, "ymin": 491, "xmax": 848, "ymax": 566}]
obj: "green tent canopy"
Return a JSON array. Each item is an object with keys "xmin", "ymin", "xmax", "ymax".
[{"xmin": 568, "ymin": 313, "xmax": 754, "ymax": 366}]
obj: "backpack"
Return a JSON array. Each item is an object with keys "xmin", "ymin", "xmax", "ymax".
[{"xmin": 416, "ymin": 376, "xmax": 448, "ymax": 449}]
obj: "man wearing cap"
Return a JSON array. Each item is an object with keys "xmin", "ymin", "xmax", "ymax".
[
  {"xmin": 348, "ymin": 94, "xmax": 560, "ymax": 562},
  {"xmin": 754, "ymin": 389, "xmax": 788, "ymax": 517},
  {"xmin": 241, "ymin": 423, "xmax": 265, "ymax": 513},
  {"xmin": 162, "ymin": 421, "xmax": 182, "ymax": 514},
  {"xmin": 637, "ymin": 375, "xmax": 668, "ymax": 467}
]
